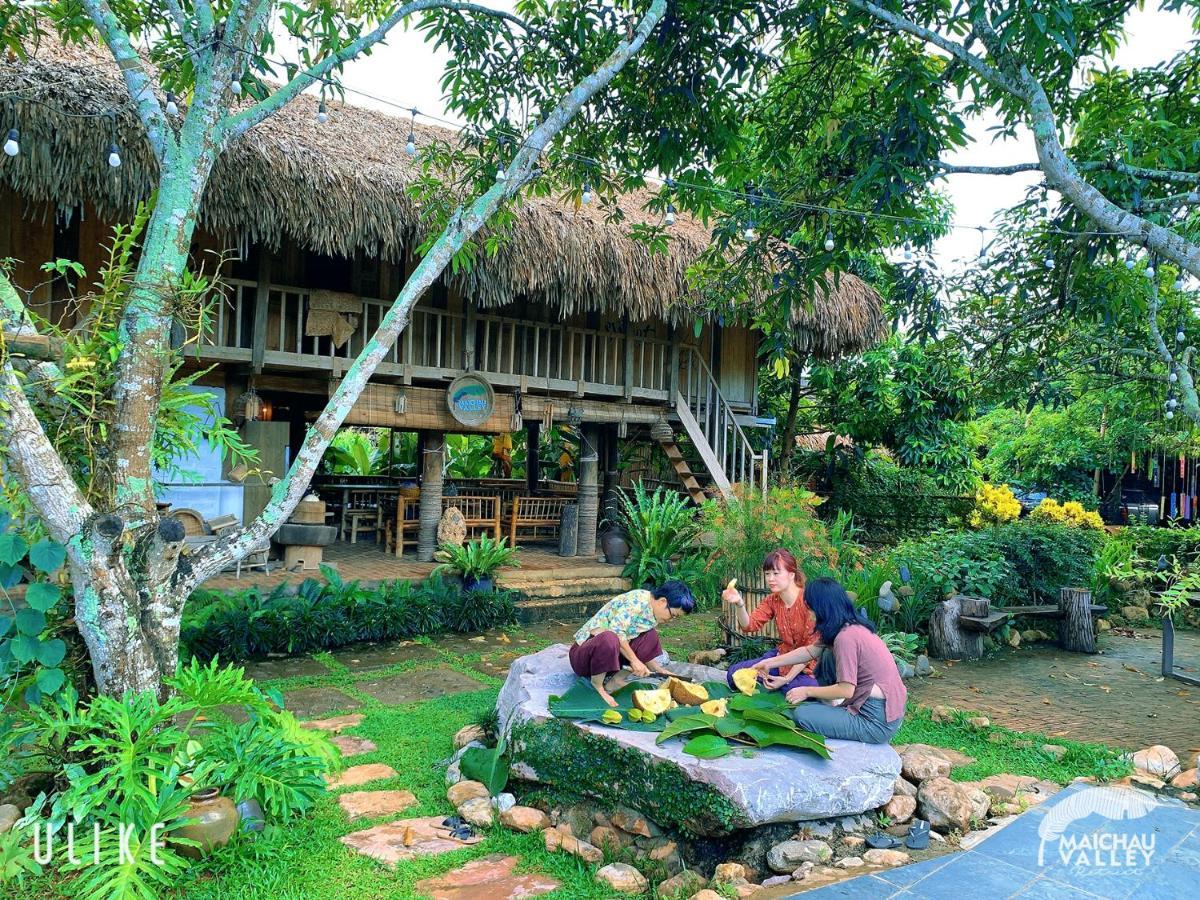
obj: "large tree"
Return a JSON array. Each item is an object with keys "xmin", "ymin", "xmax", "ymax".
[{"xmin": 0, "ymin": 0, "xmax": 790, "ymax": 697}]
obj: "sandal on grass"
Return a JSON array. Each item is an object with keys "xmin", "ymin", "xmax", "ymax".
[
  {"xmin": 865, "ymin": 833, "xmax": 903, "ymax": 850},
  {"xmin": 905, "ymin": 819, "xmax": 931, "ymax": 851}
]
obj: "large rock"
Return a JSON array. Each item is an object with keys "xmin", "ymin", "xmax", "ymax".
[
  {"xmin": 766, "ymin": 839, "xmax": 832, "ymax": 872},
  {"xmin": 497, "ymin": 645, "xmax": 901, "ymax": 835},
  {"xmin": 1130, "ymin": 745, "xmax": 1182, "ymax": 780},
  {"xmin": 595, "ymin": 863, "xmax": 648, "ymax": 894},
  {"xmin": 917, "ymin": 777, "xmax": 974, "ymax": 833}
]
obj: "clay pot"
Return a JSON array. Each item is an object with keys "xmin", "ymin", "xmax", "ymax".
[
  {"xmin": 600, "ymin": 527, "xmax": 630, "ymax": 565},
  {"xmin": 175, "ymin": 788, "xmax": 239, "ymax": 858}
]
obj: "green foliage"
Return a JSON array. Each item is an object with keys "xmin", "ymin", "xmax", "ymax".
[
  {"xmin": 619, "ymin": 484, "xmax": 702, "ymax": 588},
  {"xmin": 181, "ymin": 574, "xmax": 517, "ymax": 663},
  {"xmin": 0, "ymin": 661, "xmax": 335, "ymax": 897},
  {"xmin": 432, "ymin": 536, "xmax": 520, "ymax": 582},
  {"xmin": 459, "ymin": 740, "xmax": 509, "ymax": 796}
]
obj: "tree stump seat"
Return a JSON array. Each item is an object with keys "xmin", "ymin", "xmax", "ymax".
[
  {"xmin": 958, "ymin": 611, "xmax": 1011, "ymax": 632},
  {"xmin": 928, "ymin": 589, "xmax": 1100, "ymax": 659}
]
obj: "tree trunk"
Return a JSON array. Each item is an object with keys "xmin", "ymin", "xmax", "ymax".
[
  {"xmin": 1058, "ymin": 587, "xmax": 1096, "ymax": 654},
  {"xmin": 577, "ymin": 424, "xmax": 601, "ymax": 557},
  {"xmin": 928, "ymin": 595, "xmax": 985, "ymax": 660},
  {"xmin": 779, "ymin": 375, "xmax": 802, "ymax": 473},
  {"xmin": 417, "ymin": 432, "xmax": 445, "ymax": 562}
]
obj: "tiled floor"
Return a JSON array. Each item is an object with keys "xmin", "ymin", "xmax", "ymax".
[
  {"xmin": 203, "ymin": 540, "xmax": 618, "ymax": 592},
  {"xmin": 793, "ymin": 783, "xmax": 1200, "ymax": 899}
]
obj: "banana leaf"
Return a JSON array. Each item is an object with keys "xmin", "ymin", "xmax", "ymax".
[
  {"xmin": 714, "ymin": 715, "xmax": 749, "ymax": 738},
  {"xmin": 460, "ymin": 740, "xmax": 510, "ymax": 794},
  {"xmin": 740, "ymin": 722, "xmax": 830, "ymax": 759},
  {"xmin": 699, "ymin": 681, "xmax": 734, "ymax": 700},
  {"xmin": 729, "ymin": 692, "xmax": 791, "ymax": 713},
  {"xmin": 739, "ymin": 707, "xmax": 797, "ymax": 730},
  {"xmin": 655, "ymin": 713, "xmax": 717, "ymax": 745},
  {"xmin": 547, "ymin": 678, "xmax": 667, "ymax": 732},
  {"xmin": 682, "ymin": 733, "xmax": 731, "ymax": 759}
]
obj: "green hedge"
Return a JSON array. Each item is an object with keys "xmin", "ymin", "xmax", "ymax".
[{"xmin": 181, "ymin": 570, "xmax": 517, "ymax": 662}]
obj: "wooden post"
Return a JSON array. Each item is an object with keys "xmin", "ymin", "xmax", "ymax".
[
  {"xmin": 928, "ymin": 595, "xmax": 985, "ymax": 660},
  {"xmin": 250, "ymin": 250, "xmax": 272, "ymax": 373},
  {"xmin": 667, "ymin": 326, "xmax": 679, "ymax": 398},
  {"xmin": 417, "ymin": 431, "xmax": 445, "ymax": 562},
  {"xmin": 464, "ymin": 304, "xmax": 477, "ymax": 371},
  {"xmin": 623, "ymin": 317, "xmax": 634, "ymax": 401},
  {"xmin": 526, "ymin": 421, "xmax": 541, "ymax": 495},
  {"xmin": 1058, "ymin": 587, "xmax": 1097, "ymax": 653},
  {"xmin": 576, "ymin": 424, "xmax": 601, "ymax": 557}
]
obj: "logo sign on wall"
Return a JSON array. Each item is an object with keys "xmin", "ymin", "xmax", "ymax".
[{"xmin": 447, "ymin": 374, "xmax": 496, "ymax": 426}]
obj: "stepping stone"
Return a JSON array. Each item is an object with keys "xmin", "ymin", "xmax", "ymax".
[
  {"xmin": 340, "ymin": 815, "xmax": 483, "ymax": 866},
  {"xmin": 331, "ymin": 642, "xmax": 442, "ymax": 672},
  {"xmin": 241, "ymin": 656, "xmax": 332, "ymax": 681},
  {"xmin": 326, "ymin": 764, "xmax": 398, "ymax": 789},
  {"xmin": 332, "ymin": 735, "xmax": 377, "ymax": 757},
  {"xmin": 282, "ymin": 686, "xmax": 359, "ymax": 719},
  {"xmin": 414, "ymin": 854, "xmax": 559, "ymax": 899},
  {"xmin": 338, "ymin": 789, "xmax": 417, "ymax": 821},
  {"xmin": 301, "ymin": 713, "xmax": 365, "ymax": 734},
  {"xmin": 356, "ymin": 667, "xmax": 488, "ymax": 705}
]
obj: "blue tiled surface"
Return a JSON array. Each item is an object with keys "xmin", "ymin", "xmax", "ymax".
[{"xmin": 789, "ymin": 782, "xmax": 1200, "ymax": 899}]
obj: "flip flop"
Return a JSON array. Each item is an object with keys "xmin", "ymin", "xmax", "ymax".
[
  {"xmin": 441, "ymin": 816, "xmax": 463, "ymax": 828},
  {"xmin": 449, "ymin": 825, "xmax": 475, "ymax": 841},
  {"xmin": 905, "ymin": 819, "xmax": 931, "ymax": 850},
  {"xmin": 866, "ymin": 832, "xmax": 902, "ymax": 850}
]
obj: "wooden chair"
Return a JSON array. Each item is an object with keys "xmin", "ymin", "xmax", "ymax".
[
  {"xmin": 343, "ymin": 490, "xmax": 383, "ymax": 544},
  {"xmin": 392, "ymin": 495, "xmax": 502, "ymax": 557},
  {"xmin": 508, "ymin": 496, "xmax": 573, "ymax": 546}
]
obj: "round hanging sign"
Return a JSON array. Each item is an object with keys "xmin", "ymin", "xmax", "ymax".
[{"xmin": 447, "ymin": 374, "xmax": 495, "ymax": 426}]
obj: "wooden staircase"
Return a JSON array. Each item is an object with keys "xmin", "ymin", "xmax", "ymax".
[{"xmin": 656, "ymin": 438, "xmax": 709, "ymax": 505}]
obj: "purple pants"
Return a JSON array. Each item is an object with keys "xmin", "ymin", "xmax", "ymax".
[
  {"xmin": 570, "ymin": 629, "xmax": 663, "ymax": 678},
  {"xmin": 726, "ymin": 652, "xmax": 818, "ymax": 693}
]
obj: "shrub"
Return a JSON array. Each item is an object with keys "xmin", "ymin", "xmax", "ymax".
[
  {"xmin": 619, "ymin": 483, "xmax": 702, "ymax": 588},
  {"xmin": 180, "ymin": 570, "xmax": 517, "ymax": 663},
  {"xmin": 970, "ymin": 483, "xmax": 1022, "ymax": 527},
  {"xmin": 432, "ymin": 535, "xmax": 520, "ymax": 582},
  {"xmin": 1030, "ymin": 498, "xmax": 1105, "ymax": 530},
  {"xmin": 824, "ymin": 459, "xmax": 975, "ymax": 543}
]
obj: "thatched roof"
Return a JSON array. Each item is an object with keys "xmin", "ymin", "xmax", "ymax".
[
  {"xmin": 794, "ymin": 431, "xmax": 853, "ymax": 452},
  {"xmin": 0, "ymin": 38, "xmax": 887, "ymax": 340},
  {"xmin": 789, "ymin": 272, "xmax": 887, "ymax": 360}
]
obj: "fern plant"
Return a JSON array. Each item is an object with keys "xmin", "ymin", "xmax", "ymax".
[
  {"xmin": 432, "ymin": 535, "xmax": 520, "ymax": 582},
  {"xmin": 619, "ymin": 483, "xmax": 701, "ymax": 587}
]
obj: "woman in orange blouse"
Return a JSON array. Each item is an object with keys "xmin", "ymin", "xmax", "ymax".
[{"xmin": 723, "ymin": 548, "xmax": 824, "ymax": 693}]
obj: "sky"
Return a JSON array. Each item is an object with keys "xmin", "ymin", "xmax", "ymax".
[{"xmin": 288, "ymin": 4, "xmax": 1195, "ymax": 270}]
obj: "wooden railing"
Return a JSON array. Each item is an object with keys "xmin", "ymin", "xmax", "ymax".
[
  {"xmin": 677, "ymin": 346, "xmax": 768, "ymax": 496},
  {"xmin": 199, "ymin": 279, "xmax": 673, "ymax": 400}
]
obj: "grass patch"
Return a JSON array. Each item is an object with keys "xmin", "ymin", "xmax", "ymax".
[{"xmin": 898, "ymin": 706, "xmax": 1132, "ymax": 784}]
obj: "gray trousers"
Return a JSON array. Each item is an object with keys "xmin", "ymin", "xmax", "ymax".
[{"xmin": 791, "ymin": 697, "xmax": 902, "ymax": 744}]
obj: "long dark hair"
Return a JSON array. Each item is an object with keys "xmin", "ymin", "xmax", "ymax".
[{"xmin": 804, "ymin": 577, "xmax": 875, "ymax": 645}]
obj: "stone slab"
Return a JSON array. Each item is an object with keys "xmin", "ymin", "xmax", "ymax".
[
  {"xmin": 332, "ymin": 735, "xmax": 377, "ymax": 757},
  {"xmin": 414, "ymin": 854, "xmax": 559, "ymax": 900},
  {"xmin": 331, "ymin": 642, "xmax": 443, "ymax": 672},
  {"xmin": 356, "ymin": 667, "xmax": 489, "ymax": 705},
  {"xmin": 282, "ymin": 686, "xmax": 360, "ymax": 719},
  {"xmin": 497, "ymin": 644, "xmax": 901, "ymax": 834},
  {"xmin": 241, "ymin": 655, "xmax": 333, "ymax": 681},
  {"xmin": 340, "ymin": 815, "xmax": 483, "ymax": 866},
  {"xmin": 302, "ymin": 713, "xmax": 365, "ymax": 734},
  {"xmin": 326, "ymin": 763, "xmax": 399, "ymax": 789},
  {"xmin": 338, "ymin": 789, "xmax": 418, "ymax": 821}
]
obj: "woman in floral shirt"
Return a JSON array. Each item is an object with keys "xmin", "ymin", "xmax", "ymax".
[{"xmin": 569, "ymin": 581, "xmax": 695, "ymax": 707}]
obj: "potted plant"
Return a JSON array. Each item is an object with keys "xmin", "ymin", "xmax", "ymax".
[{"xmin": 433, "ymin": 535, "xmax": 520, "ymax": 592}]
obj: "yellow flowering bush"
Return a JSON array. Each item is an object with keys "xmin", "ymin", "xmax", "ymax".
[
  {"xmin": 1029, "ymin": 498, "xmax": 1105, "ymax": 530},
  {"xmin": 970, "ymin": 483, "xmax": 1022, "ymax": 527}
]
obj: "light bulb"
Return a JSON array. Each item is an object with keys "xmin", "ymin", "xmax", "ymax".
[
  {"xmin": 230, "ymin": 80, "xmax": 242, "ymax": 96},
  {"xmin": 1170, "ymin": 372, "xmax": 1179, "ymax": 383},
  {"xmin": 497, "ymin": 165, "xmax": 507, "ymax": 181},
  {"xmin": 1167, "ymin": 410, "xmax": 1175, "ymax": 420},
  {"xmin": 1168, "ymin": 398, "xmax": 1178, "ymax": 410},
  {"xmin": 317, "ymin": 101, "xmax": 328, "ymax": 124},
  {"xmin": 107, "ymin": 143, "xmax": 121, "ymax": 168},
  {"xmin": 903, "ymin": 242, "xmax": 912, "ymax": 261},
  {"xmin": 1177, "ymin": 330, "xmax": 1186, "ymax": 342},
  {"xmin": 743, "ymin": 223, "xmax": 756, "ymax": 241},
  {"xmin": 665, "ymin": 204, "xmax": 676, "ymax": 226},
  {"xmin": 1146, "ymin": 266, "xmax": 1156, "ymax": 279},
  {"xmin": 1044, "ymin": 256, "xmax": 1054, "ymax": 269},
  {"xmin": 582, "ymin": 182, "xmax": 592, "ymax": 204},
  {"xmin": 1126, "ymin": 254, "xmax": 1136, "ymax": 270},
  {"xmin": 165, "ymin": 92, "xmax": 178, "ymax": 117},
  {"xmin": 3, "ymin": 128, "xmax": 18, "ymax": 157},
  {"xmin": 405, "ymin": 133, "xmax": 416, "ymax": 156},
  {"xmin": 824, "ymin": 232, "xmax": 835, "ymax": 252}
]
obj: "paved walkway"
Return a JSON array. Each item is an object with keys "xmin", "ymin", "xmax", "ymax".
[
  {"xmin": 793, "ymin": 782, "xmax": 1200, "ymax": 899},
  {"xmin": 908, "ymin": 628, "xmax": 1200, "ymax": 762}
]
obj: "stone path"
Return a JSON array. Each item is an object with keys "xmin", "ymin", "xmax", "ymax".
[
  {"xmin": 414, "ymin": 854, "xmax": 559, "ymax": 899},
  {"xmin": 791, "ymin": 782, "xmax": 1200, "ymax": 899},
  {"xmin": 908, "ymin": 628, "xmax": 1200, "ymax": 761}
]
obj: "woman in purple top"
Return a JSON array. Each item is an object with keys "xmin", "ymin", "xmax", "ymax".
[{"xmin": 765, "ymin": 577, "xmax": 906, "ymax": 744}]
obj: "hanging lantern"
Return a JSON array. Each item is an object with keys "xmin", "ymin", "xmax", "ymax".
[
  {"xmin": 567, "ymin": 404, "xmax": 583, "ymax": 428},
  {"xmin": 650, "ymin": 416, "xmax": 674, "ymax": 442},
  {"xmin": 234, "ymin": 387, "xmax": 264, "ymax": 423}
]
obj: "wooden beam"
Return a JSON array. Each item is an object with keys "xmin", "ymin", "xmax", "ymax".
[
  {"xmin": 250, "ymin": 250, "xmax": 272, "ymax": 373},
  {"xmin": 464, "ymin": 304, "xmax": 477, "ymax": 370},
  {"xmin": 623, "ymin": 318, "xmax": 634, "ymax": 401}
]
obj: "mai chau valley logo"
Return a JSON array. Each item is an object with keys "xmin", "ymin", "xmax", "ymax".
[{"xmin": 1037, "ymin": 786, "xmax": 1162, "ymax": 872}]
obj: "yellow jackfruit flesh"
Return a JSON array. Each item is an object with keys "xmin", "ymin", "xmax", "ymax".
[
  {"xmin": 726, "ymin": 578, "xmax": 738, "ymax": 592},
  {"xmin": 732, "ymin": 667, "xmax": 759, "ymax": 696},
  {"xmin": 700, "ymin": 698, "xmax": 728, "ymax": 718},
  {"xmin": 632, "ymin": 687, "xmax": 672, "ymax": 715},
  {"xmin": 667, "ymin": 678, "xmax": 709, "ymax": 706}
]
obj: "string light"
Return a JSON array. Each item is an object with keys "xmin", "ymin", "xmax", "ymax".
[
  {"xmin": 1170, "ymin": 371, "xmax": 1179, "ymax": 383},
  {"xmin": 743, "ymin": 220, "xmax": 756, "ymax": 242},
  {"xmin": 106, "ymin": 142, "xmax": 121, "ymax": 167},
  {"xmin": 1177, "ymin": 329, "xmax": 1186, "ymax": 342},
  {"xmin": 1167, "ymin": 410, "xmax": 1175, "ymax": 420},
  {"xmin": 903, "ymin": 241, "xmax": 913, "ymax": 261},
  {"xmin": 1044, "ymin": 256, "xmax": 1054, "ymax": 270},
  {"xmin": 3, "ymin": 128, "xmax": 17, "ymax": 157},
  {"xmin": 823, "ymin": 231, "xmax": 835, "ymax": 252},
  {"xmin": 1126, "ymin": 252, "xmax": 1137, "ymax": 270},
  {"xmin": 664, "ymin": 202, "xmax": 676, "ymax": 226},
  {"xmin": 405, "ymin": 108, "xmax": 417, "ymax": 157},
  {"xmin": 1146, "ymin": 263, "xmax": 1157, "ymax": 279},
  {"xmin": 316, "ymin": 100, "xmax": 328, "ymax": 124},
  {"xmin": 581, "ymin": 182, "xmax": 592, "ymax": 204},
  {"xmin": 230, "ymin": 80, "xmax": 242, "ymax": 96},
  {"xmin": 165, "ymin": 91, "xmax": 178, "ymax": 116}
]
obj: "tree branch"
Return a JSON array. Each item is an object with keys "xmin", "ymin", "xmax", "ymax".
[
  {"xmin": 188, "ymin": 0, "xmax": 669, "ymax": 587},
  {"xmin": 844, "ymin": 0, "xmax": 1021, "ymax": 96},
  {"xmin": 937, "ymin": 160, "xmax": 1200, "ymax": 185},
  {"xmin": 81, "ymin": 0, "xmax": 172, "ymax": 160},
  {"xmin": 158, "ymin": 0, "xmax": 196, "ymax": 50},
  {"xmin": 219, "ymin": 0, "xmax": 533, "ymax": 142}
]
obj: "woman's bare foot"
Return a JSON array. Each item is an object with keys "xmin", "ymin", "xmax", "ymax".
[
  {"xmin": 598, "ymin": 689, "xmax": 618, "ymax": 708},
  {"xmin": 606, "ymin": 672, "xmax": 632, "ymax": 694}
]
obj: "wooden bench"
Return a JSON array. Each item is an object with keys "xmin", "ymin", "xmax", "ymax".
[
  {"xmin": 393, "ymin": 495, "xmax": 502, "ymax": 557},
  {"xmin": 508, "ymin": 496, "xmax": 573, "ymax": 546},
  {"xmin": 930, "ymin": 589, "xmax": 1102, "ymax": 659}
]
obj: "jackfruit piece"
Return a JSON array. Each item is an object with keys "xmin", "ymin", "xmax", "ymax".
[
  {"xmin": 726, "ymin": 578, "xmax": 738, "ymax": 592},
  {"xmin": 700, "ymin": 698, "xmax": 728, "ymax": 718},
  {"xmin": 732, "ymin": 667, "xmax": 759, "ymax": 696},
  {"xmin": 631, "ymin": 687, "xmax": 672, "ymax": 715},
  {"xmin": 601, "ymin": 709, "xmax": 623, "ymax": 725},
  {"xmin": 668, "ymin": 678, "xmax": 709, "ymax": 706}
]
